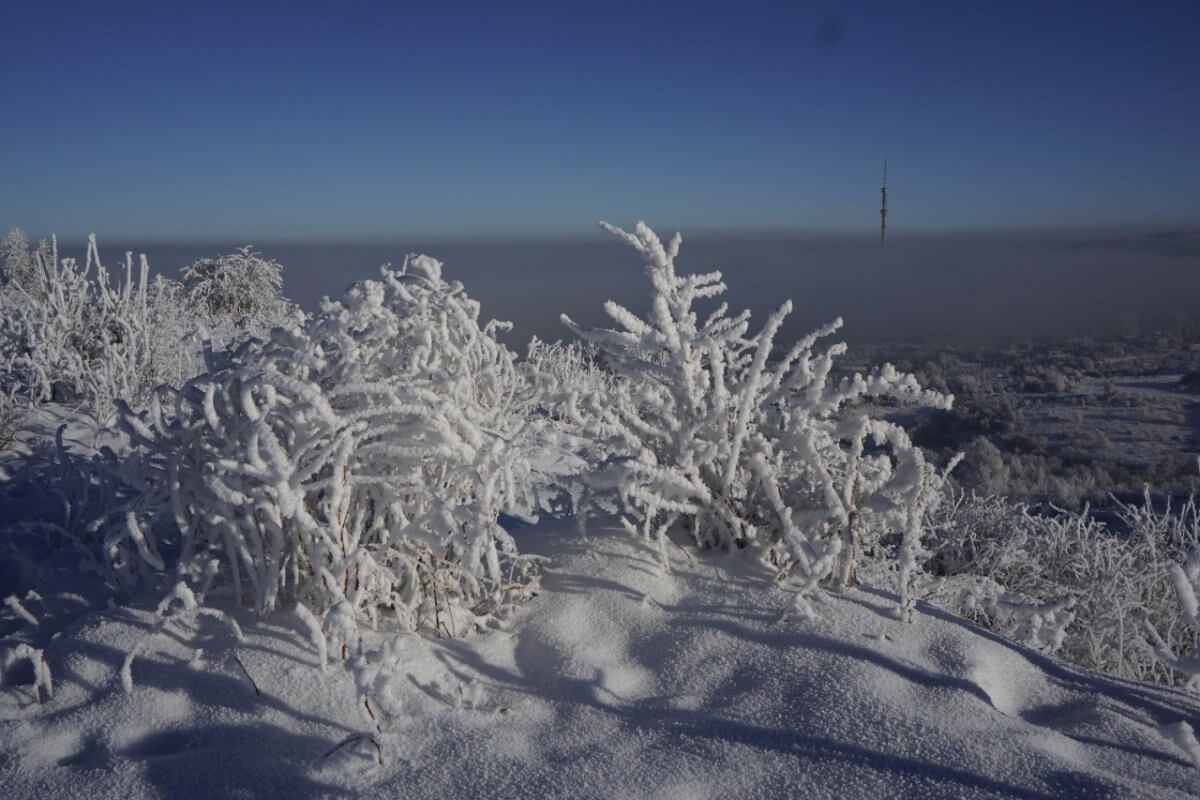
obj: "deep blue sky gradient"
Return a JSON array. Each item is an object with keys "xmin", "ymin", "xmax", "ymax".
[{"xmin": 2, "ymin": 0, "xmax": 1198, "ymax": 239}]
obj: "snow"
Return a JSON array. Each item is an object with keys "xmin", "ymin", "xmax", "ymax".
[
  {"xmin": 3, "ymin": 517, "xmax": 1198, "ymax": 799},
  {"xmin": 1164, "ymin": 722, "xmax": 1200, "ymax": 773}
]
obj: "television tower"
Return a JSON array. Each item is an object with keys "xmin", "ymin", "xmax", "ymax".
[{"xmin": 880, "ymin": 159, "xmax": 888, "ymax": 247}]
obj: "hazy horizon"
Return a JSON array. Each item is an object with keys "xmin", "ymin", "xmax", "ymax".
[
  {"xmin": 15, "ymin": 218, "xmax": 1200, "ymax": 247},
  {"xmin": 39, "ymin": 225, "xmax": 1200, "ymax": 349}
]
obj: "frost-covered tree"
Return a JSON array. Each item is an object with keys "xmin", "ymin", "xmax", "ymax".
[
  {"xmin": 181, "ymin": 245, "xmax": 291, "ymax": 334},
  {"xmin": 562, "ymin": 221, "xmax": 954, "ymax": 616},
  {"xmin": 115, "ymin": 253, "xmax": 538, "ymax": 645}
]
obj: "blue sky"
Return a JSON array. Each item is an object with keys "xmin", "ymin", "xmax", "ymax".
[{"xmin": 1, "ymin": 0, "xmax": 1197, "ymax": 240}]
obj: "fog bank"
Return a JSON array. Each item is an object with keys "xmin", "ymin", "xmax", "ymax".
[{"xmin": 84, "ymin": 230, "xmax": 1200, "ymax": 348}]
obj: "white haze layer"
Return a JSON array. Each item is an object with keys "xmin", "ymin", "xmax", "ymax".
[{"xmin": 57, "ymin": 229, "xmax": 1200, "ymax": 347}]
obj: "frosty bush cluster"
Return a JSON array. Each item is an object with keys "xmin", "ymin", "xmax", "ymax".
[
  {"xmin": 180, "ymin": 245, "xmax": 292, "ymax": 333},
  {"xmin": 0, "ymin": 232, "xmax": 291, "ymax": 421},
  {"xmin": 0, "ymin": 235, "xmax": 190, "ymax": 415},
  {"xmin": 925, "ymin": 488, "xmax": 1200, "ymax": 686},
  {"xmin": 524, "ymin": 337, "xmax": 621, "ymax": 420}
]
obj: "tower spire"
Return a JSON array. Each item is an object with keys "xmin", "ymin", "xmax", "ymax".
[{"xmin": 880, "ymin": 159, "xmax": 888, "ymax": 247}]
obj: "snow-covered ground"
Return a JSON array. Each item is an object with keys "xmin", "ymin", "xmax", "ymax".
[
  {"xmin": 849, "ymin": 336, "xmax": 1200, "ymax": 506},
  {"xmin": 4, "ymin": 517, "xmax": 1198, "ymax": 799},
  {"xmin": 1022, "ymin": 373, "xmax": 1196, "ymax": 472}
]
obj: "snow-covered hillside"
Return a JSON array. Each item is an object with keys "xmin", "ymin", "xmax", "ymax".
[{"xmin": 3, "ymin": 518, "xmax": 1198, "ymax": 799}]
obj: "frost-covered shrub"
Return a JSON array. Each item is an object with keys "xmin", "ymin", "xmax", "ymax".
[
  {"xmin": 926, "ymin": 488, "xmax": 1200, "ymax": 685},
  {"xmin": 954, "ymin": 579, "xmax": 1076, "ymax": 655},
  {"xmin": 524, "ymin": 337, "xmax": 621, "ymax": 424},
  {"xmin": 1147, "ymin": 550, "xmax": 1200, "ymax": 689},
  {"xmin": 0, "ymin": 236, "xmax": 207, "ymax": 418},
  {"xmin": 526, "ymin": 337, "xmax": 618, "ymax": 401},
  {"xmin": 115, "ymin": 254, "xmax": 538, "ymax": 642},
  {"xmin": 0, "ymin": 386, "xmax": 29, "ymax": 455},
  {"xmin": 0, "ymin": 228, "xmax": 47, "ymax": 295},
  {"xmin": 0, "ymin": 423, "xmax": 139, "ymax": 600},
  {"xmin": 516, "ymin": 338, "xmax": 621, "ymax": 530},
  {"xmin": 0, "ymin": 237, "xmax": 91, "ymax": 403},
  {"xmin": 181, "ymin": 245, "xmax": 291, "ymax": 335},
  {"xmin": 953, "ymin": 436, "xmax": 1009, "ymax": 497},
  {"xmin": 562, "ymin": 221, "xmax": 953, "ymax": 616}
]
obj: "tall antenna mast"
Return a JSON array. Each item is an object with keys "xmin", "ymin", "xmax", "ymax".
[{"xmin": 880, "ymin": 158, "xmax": 888, "ymax": 247}]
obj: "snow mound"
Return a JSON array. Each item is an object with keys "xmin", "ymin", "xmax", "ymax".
[{"xmin": 3, "ymin": 519, "xmax": 1199, "ymax": 799}]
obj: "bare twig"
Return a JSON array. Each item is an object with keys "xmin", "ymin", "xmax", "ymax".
[
  {"xmin": 363, "ymin": 696, "xmax": 382, "ymax": 733},
  {"xmin": 672, "ymin": 537, "xmax": 696, "ymax": 569},
  {"xmin": 232, "ymin": 653, "xmax": 261, "ymax": 696}
]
